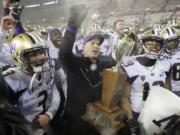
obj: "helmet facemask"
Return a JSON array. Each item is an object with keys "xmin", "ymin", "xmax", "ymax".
[
  {"xmin": 142, "ymin": 39, "xmax": 164, "ymax": 59},
  {"xmin": 21, "ymin": 46, "xmax": 51, "ymax": 73},
  {"xmin": 10, "ymin": 33, "xmax": 55, "ymax": 92},
  {"xmin": 161, "ymin": 27, "xmax": 180, "ymax": 55},
  {"xmin": 165, "ymin": 38, "xmax": 179, "ymax": 55},
  {"xmin": 141, "ymin": 28, "xmax": 164, "ymax": 59},
  {"xmin": 10, "ymin": 33, "xmax": 52, "ymax": 73},
  {"xmin": 22, "ymin": 47, "xmax": 55, "ymax": 92}
]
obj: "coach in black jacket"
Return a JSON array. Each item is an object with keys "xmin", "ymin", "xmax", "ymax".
[{"xmin": 56, "ymin": 5, "xmax": 116, "ymax": 135}]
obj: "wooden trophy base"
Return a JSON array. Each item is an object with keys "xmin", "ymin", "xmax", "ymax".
[{"xmin": 82, "ymin": 101, "xmax": 126, "ymax": 135}]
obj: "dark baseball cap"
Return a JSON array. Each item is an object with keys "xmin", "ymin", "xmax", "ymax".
[{"xmin": 84, "ymin": 34, "xmax": 104, "ymax": 45}]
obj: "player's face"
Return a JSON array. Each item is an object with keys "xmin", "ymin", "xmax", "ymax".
[
  {"xmin": 144, "ymin": 40, "xmax": 161, "ymax": 53},
  {"xmin": 51, "ymin": 31, "xmax": 62, "ymax": 47},
  {"xmin": 51, "ymin": 31, "xmax": 62, "ymax": 43},
  {"xmin": 27, "ymin": 49, "xmax": 47, "ymax": 67},
  {"xmin": 115, "ymin": 21, "xmax": 124, "ymax": 33},
  {"xmin": 166, "ymin": 39, "xmax": 179, "ymax": 52},
  {"xmin": 83, "ymin": 39, "xmax": 100, "ymax": 60}
]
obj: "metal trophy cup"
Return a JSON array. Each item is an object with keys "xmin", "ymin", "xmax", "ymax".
[{"xmin": 82, "ymin": 68, "xmax": 127, "ymax": 135}]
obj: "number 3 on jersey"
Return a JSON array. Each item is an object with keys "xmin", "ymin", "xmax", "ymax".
[{"xmin": 38, "ymin": 90, "xmax": 48, "ymax": 114}]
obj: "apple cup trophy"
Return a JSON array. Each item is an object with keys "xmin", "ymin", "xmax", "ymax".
[{"xmin": 82, "ymin": 68, "xmax": 127, "ymax": 135}]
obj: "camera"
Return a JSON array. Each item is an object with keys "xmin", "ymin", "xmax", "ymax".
[{"xmin": 10, "ymin": 0, "xmax": 20, "ymax": 3}]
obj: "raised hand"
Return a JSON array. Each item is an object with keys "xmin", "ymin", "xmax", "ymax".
[
  {"xmin": 3, "ymin": 0, "xmax": 10, "ymax": 8},
  {"xmin": 68, "ymin": 4, "xmax": 89, "ymax": 28},
  {"xmin": 11, "ymin": 2, "xmax": 24, "ymax": 21},
  {"xmin": 0, "ymin": 15, "xmax": 16, "ymax": 31}
]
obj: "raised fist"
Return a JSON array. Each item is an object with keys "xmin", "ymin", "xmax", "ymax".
[
  {"xmin": 68, "ymin": 4, "xmax": 88, "ymax": 28},
  {"xmin": 0, "ymin": 16, "xmax": 15, "ymax": 30},
  {"xmin": 11, "ymin": 2, "xmax": 24, "ymax": 21}
]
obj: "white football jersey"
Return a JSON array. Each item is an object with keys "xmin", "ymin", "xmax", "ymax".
[
  {"xmin": 0, "ymin": 29, "xmax": 15, "ymax": 66},
  {"xmin": 4, "ymin": 68, "xmax": 60, "ymax": 122},
  {"xmin": 48, "ymin": 40, "xmax": 60, "ymax": 60},
  {"xmin": 167, "ymin": 51, "xmax": 180, "ymax": 92},
  {"xmin": 0, "ymin": 46, "xmax": 14, "ymax": 66},
  {"xmin": 121, "ymin": 58, "xmax": 170, "ymax": 113}
]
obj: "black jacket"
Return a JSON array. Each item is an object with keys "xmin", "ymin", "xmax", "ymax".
[{"xmin": 57, "ymin": 25, "xmax": 116, "ymax": 135}]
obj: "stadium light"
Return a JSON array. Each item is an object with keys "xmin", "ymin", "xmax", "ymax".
[
  {"xmin": 43, "ymin": 1, "xmax": 58, "ymax": 6},
  {"xmin": 26, "ymin": 4, "xmax": 40, "ymax": 8}
]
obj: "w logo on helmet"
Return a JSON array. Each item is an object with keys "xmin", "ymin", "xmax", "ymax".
[{"xmin": 10, "ymin": 43, "xmax": 17, "ymax": 54}]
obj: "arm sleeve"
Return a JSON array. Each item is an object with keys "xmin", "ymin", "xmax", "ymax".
[
  {"xmin": 46, "ymin": 85, "xmax": 61, "ymax": 120},
  {"xmin": 55, "ymin": 67, "xmax": 67, "ymax": 98},
  {"xmin": 119, "ymin": 64, "xmax": 138, "ymax": 84},
  {"xmin": 58, "ymin": 24, "xmax": 78, "ymax": 69},
  {"xmin": 54, "ymin": 67, "xmax": 67, "ymax": 116},
  {"xmin": 0, "ymin": 30, "xmax": 14, "ymax": 65},
  {"xmin": 4, "ymin": 74, "xmax": 26, "ymax": 105},
  {"xmin": 0, "ymin": 28, "xmax": 7, "ymax": 52},
  {"xmin": 15, "ymin": 21, "xmax": 25, "ymax": 35},
  {"xmin": 59, "ymin": 24, "xmax": 77, "ymax": 57}
]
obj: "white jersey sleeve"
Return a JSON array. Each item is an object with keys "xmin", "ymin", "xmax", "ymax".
[
  {"xmin": 0, "ymin": 28, "xmax": 6, "ymax": 51},
  {"xmin": 55, "ymin": 67, "xmax": 67, "ymax": 98},
  {"xmin": 0, "ymin": 46, "xmax": 14, "ymax": 66},
  {"xmin": 46, "ymin": 84, "xmax": 60, "ymax": 120},
  {"xmin": 120, "ymin": 60, "xmax": 140, "ymax": 84},
  {"xmin": 48, "ymin": 41, "xmax": 60, "ymax": 60},
  {"xmin": 0, "ymin": 29, "xmax": 15, "ymax": 66}
]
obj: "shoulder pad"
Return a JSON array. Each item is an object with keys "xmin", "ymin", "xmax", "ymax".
[
  {"xmin": 2, "ymin": 68, "xmax": 15, "ymax": 76},
  {"xmin": 0, "ymin": 64, "xmax": 11, "ymax": 71},
  {"xmin": 2, "ymin": 67, "xmax": 21, "ymax": 77}
]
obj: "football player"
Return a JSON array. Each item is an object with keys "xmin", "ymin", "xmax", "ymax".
[
  {"xmin": 3, "ymin": 33, "xmax": 61, "ymax": 135},
  {"xmin": 119, "ymin": 28, "xmax": 171, "ymax": 134},
  {"xmin": 113, "ymin": 19, "xmax": 125, "ymax": 35},
  {"xmin": 161, "ymin": 26, "xmax": 180, "ymax": 96},
  {"xmin": 47, "ymin": 28, "xmax": 63, "ymax": 70}
]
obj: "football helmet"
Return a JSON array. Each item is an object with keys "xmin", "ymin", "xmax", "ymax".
[
  {"xmin": 166, "ymin": 18, "xmax": 180, "ymax": 30},
  {"xmin": 161, "ymin": 26, "xmax": 180, "ymax": 54},
  {"xmin": 140, "ymin": 28, "xmax": 164, "ymax": 59},
  {"xmin": 10, "ymin": 32, "xmax": 51, "ymax": 73}
]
